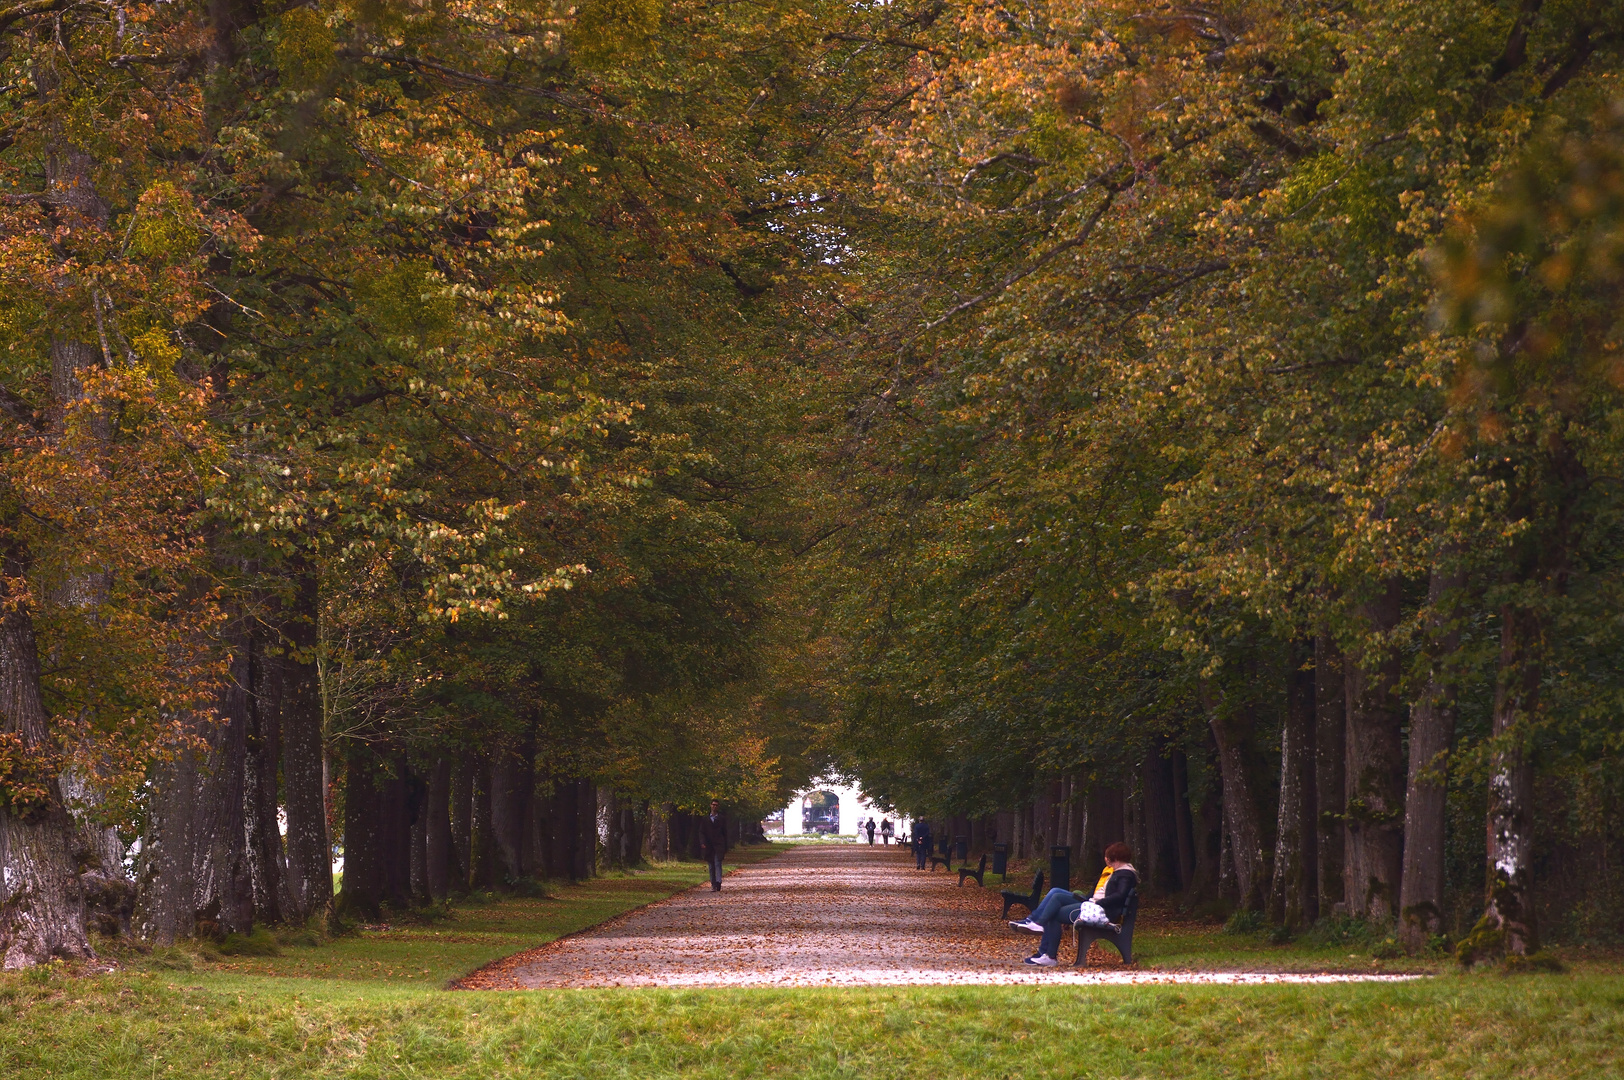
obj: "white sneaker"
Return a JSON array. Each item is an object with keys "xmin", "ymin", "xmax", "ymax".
[
  {"xmin": 1010, "ymin": 919, "xmax": 1044, "ymax": 933},
  {"xmin": 1023, "ymin": 953, "xmax": 1057, "ymax": 966}
]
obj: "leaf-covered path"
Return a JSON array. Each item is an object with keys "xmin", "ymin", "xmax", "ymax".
[{"xmin": 459, "ymin": 844, "xmax": 1425, "ymax": 988}]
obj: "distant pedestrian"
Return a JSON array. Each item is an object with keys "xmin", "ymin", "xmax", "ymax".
[
  {"xmin": 865, "ymin": 818, "xmax": 877, "ymax": 845},
  {"xmin": 880, "ymin": 818, "xmax": 894, "ymax": 845},
  {"xmin": 913, "ymin": 820, "xmax": 932, "ymax": 870},
  {"xmin": 699, "ymin": 800, "xmax": 728, "ymax": 892}
]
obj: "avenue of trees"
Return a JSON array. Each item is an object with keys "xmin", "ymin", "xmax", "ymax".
[
  {"xmin": 823, "ymin": 0, "xmax": 1624, "ymax": 961},
  {"xmin": 0, "ymin": 0, "xmax": 1620, "ymax": 969}
]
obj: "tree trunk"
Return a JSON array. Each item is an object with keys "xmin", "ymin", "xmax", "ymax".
[
  {"xmin": 549, "ymin": 777, "xmax": 578, "ymax": 879},
  {"xmin": 471, "ymin": 757, "xmax": 496, "ymax": 889},
  {"xmin": 1206, "ymin": 683, "xmax": 1265, "ymax": 911},
  {"xmin": 1343, "ymin": 579, "xmax": 1406, "ymax": 920},
  {"xmin": 134, "ymin": 739, "xmax": 200, "ymax": 945},
  {"xmin": 490, "ymin": 751, "xmax": 522, "ymax": 882},
  {"xmin": 278, "ymin": 570, "xmax": 330, "ymax": 923},
  {"xmin": 379, "ymin": 757, "xmax": 411, "ymax": 906},
  {"xmin": 1480, "ymin": 604, "xmax": 1541, "ymax": 957},
  {"xmin": 1144, "ymin": 749, "xmax": 1184, "ymax": 893},
  {"xmin": 0, "ymin": 590, "xmax": 95, "ymax": 968},
  {"xmin": 574, "ymin": 779, "xmax": 596, "ymax": 879},
  {"xmin": 244, "ymin": 637, "xmax": 286, "ymax": 925},
  {"xmin": 409, "ymin": 796, "xmax": 429, "ymax": 905},
  {"xmin": 1399, "ymin": 567, "xmax": 1465, "ymax": 948},
  {"xmin": 193, "ymin": 626, "xmax": 255, "ymax": 937},
  {"xmin": 1270, "ymin": 638, "xmax": 1318, "ymax": 928},
  {"xmin": 335, "ymin": 745, "xmax": 382, "ymax": 920},
  {"xmin": 1314, "ymin": 630, "xmax": 1346, "ymax": 915},
  {"xmin": 425, "ymin": 759, "xmax": 451, "ymax": 901},
  {"xmin": 1170, "ymin": 748, "xmax": 1197, "ymax": 896},
  {"xmin": 449, "ymin": 755, "xmax": 473, "ymax": 891}
]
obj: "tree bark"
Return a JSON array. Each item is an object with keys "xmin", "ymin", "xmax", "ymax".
[
  {"xmin": 379, "ymin": 756, "xmax": 411, "ymax": 906},
  {"xmin": 278, "ymin": 570, "xmax": 330, "ymax": 923},
  {"xmin": 0, "ymin": 584, "xmax": 95, "ymax": 968},
  {"xmin": 1206, "ymin": 686, "xmax": 1265, "ymax": 911},
  {"xmin": 1398, "ymin": 567, "xmax": 1465, "ymax": 947},
  {"xmin": 1270, "ymin": 638, "xmax": 1318, "ymax": 928},
  {"xmin": 574, "ymin": 779, "xmax": 596, "ymax": 879},
  {"xmin": 335, "ymin": 745, "xmax": 382, "ymax": 920},
  {"xmin": 409, "ymin": 789, "xmax": 429, "ymax": 905},
  {"xmin": 1143, "ymin": 751, "xmax": 1182, "ymax": 893},
  {"xmin": 1481, "ymin": 603, "xmax": 1541, "ymax": 956},
  {"xmin": 450, "ymin": 755, "xmax": 473, "ymax": 891},
  {"xmin": 134, "ymin": 739, "xmax": 200, "ymax": 945},
  {"xmin": 193, "ymin": 625, "xmax": 255, "ymax": 936},
  {"xmin": 244, "ymin": 636, "xmax": 285, "ymax": 925},
  {"xmin": 1170, "ymin": 748, "xmax": 1197, "ymax": 895},
  {"xmin": 1343, "ymin": 579, "xmax": 1406, "ymax": 920},
  {"xmin": 1314, "ymin": 630, "xmax": 1346, "ymax": 915},
  {"xmin": 470, "ymin": 757, "xmax": 496, "ymax": 889},
  {"xmin": 425, "ymin": 758, "xmax": 451, "ymax": 901}
]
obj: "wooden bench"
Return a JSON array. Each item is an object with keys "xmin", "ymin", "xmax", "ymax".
[
  {"xmin": 927, "ymin": 850, "xmax": 953, "ymax": 872},
  {"xmin": 1073, "ymin": 887, "xmax": 1138, "ymax": 965},
  {"xmin": 958, "ymin": 854, "xmax": 988, "ymax": 887},
  {"xmin": 1000, "ymin": 870, "xmax": 1045, "ymax": 919}
]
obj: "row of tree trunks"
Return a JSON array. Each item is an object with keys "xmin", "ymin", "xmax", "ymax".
[
  {"xmin": 337, "ymin": 749, "xmax": 606, "ymax": 917},
  {"xmin": 131, "ymin": 581, "xmax": 332, "ymax": 943}
]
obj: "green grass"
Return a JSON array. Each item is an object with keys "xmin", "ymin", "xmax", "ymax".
[
  {"xmin": 1, "ymin": 845, "xmax": 1620, "ymax": 1079},
  {"xmin": 3, "ymin": 967, "xmax": 1620, "ymax": 1078}
]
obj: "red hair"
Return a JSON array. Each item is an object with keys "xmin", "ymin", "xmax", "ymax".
[{"xmin": 1103, "ymin": 842, "xmax": 1133, "ymax": 863}]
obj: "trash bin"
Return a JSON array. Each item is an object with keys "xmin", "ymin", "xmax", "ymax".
[
  {"xmin": 992, "ymin": 842, "xmax": 1009, "ymax": 877},
  {"xmin": 955, "ymin": 835, "xmax": 968, "ymax": 861},
  {"xmin": 1050, "ymin": 845, "xmax": 1072, "ymax": 894},
  {"xmin": 939, "ymin": 834, "xmax": 951, "ymax": 856}
]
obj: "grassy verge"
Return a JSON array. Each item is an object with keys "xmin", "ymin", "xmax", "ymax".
[
  {"xmin": 2, "ymin": 844, "xmax": 1619, "ymax": 1079},
  {"xmin": 3, "ymin": 967, "xmax": 1620, "ymax": 1078}
]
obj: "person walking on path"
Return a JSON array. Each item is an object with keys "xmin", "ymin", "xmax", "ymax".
[
  {"xmin": 700, "ymin": 800, "xmax": 728, "ymax": 892},
  {"xmin": 913, "ymin": 820, "xmax": 933, "ymax": 869},
  {"xmin": 865, "ymin": 818, "xmax": 877, "ymax": 845},
  {"xmin": 1012, "ymin": 842, "xmax": 1138, "ymax": 966},
  {"xmin": 880, "ymin": 818, "xmax": 894, "ymax": 845}
]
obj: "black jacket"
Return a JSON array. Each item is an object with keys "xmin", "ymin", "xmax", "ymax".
[
  {"xmin": 1093, "ymin": 867, "xmax": 1138, "ymax": 922},
  {"xmin": 699, "ymin": 813, "xmax": 728, "ymax": 856}
]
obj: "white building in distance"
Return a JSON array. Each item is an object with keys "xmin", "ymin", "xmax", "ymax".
[{"xmin": 765, "ymin": 777, "xmax": 910, "ymax": 838}]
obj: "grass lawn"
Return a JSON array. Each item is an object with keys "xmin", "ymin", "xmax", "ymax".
[{"xmin": 1, "ymin": 845, "xmax": 1619, "ymax": 1079}]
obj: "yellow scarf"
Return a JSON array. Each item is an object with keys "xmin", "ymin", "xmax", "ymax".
[{"xmin": 1090, "ymin": 867, "xmax": 1113, "ymax": 899}]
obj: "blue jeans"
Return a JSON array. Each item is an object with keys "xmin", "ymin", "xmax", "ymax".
[
  {"xmin": 707, "ymin": 851, "xmax": 724, "ymax": 886},
  {"xmin": 1028, "ymin": 887, "xmax": 1083, "ymax": 958}
]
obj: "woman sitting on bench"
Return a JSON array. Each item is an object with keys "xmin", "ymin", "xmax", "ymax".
[{"xmin": 1011, "ymin": 842, "xmax": 1138, "ymax": 967}]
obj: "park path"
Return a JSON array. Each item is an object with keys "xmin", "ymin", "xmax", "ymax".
[{"xmin": 460, "ymin": 843, "xmax": 1422, "ymax": 988}]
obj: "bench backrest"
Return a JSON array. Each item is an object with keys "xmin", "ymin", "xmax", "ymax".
[
  {"xmin": 1028, "ymin": 870, "xmax": 1044, "ymax": 900},
  {"xmin": 1119, "ymin": 887, "xmax": 1139, "ymax": 942}
]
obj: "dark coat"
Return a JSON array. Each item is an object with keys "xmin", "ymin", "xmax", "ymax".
[
  {"xmin": 1095, "ymin": 867, "xmax": 1138, "ymax": 922},
  {"xmin": 699, "ymin": 812, "xmax": 728, "ymax": 856}
]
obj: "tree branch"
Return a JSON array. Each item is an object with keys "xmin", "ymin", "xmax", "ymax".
[
  {"xmin": 0, "ymin": 0, "xmax": 75, "ymax": 38},
  {"xmin": 922, "ymin": 188, "xmax": 1119, "ymax": 331},
  {"xmin": 823, "ymin": 32, "xmax": 952, "ymax": 58}
]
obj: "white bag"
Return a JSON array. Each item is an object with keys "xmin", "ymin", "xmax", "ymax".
[{"xmin": 1071, "ymin": 900, "xmax": 1116, "ymax": 929}]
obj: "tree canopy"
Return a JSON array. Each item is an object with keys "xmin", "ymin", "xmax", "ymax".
[{"xmin": 0, "ymin": 0, "xmax": 1621, "ymax": 967}]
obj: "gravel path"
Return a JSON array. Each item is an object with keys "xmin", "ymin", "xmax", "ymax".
[{"xmin": 462, "ymin": 843, "xmax": 1424, "ymax": 988}]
